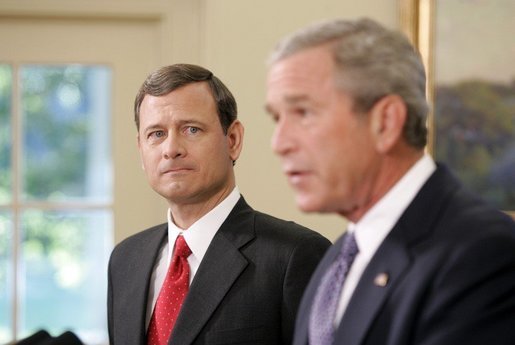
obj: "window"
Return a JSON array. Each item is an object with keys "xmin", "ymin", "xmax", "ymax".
[{"xmin": 0, "ymin": 64, "xmax": 113, "ymax": 344}]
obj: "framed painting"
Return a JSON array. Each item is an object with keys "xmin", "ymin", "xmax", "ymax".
[{"xmin": 399, "ymin": 0, "xmax": 515, "ymax": 215}]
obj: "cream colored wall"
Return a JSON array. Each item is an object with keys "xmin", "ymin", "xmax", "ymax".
[
  {"xmin": 194, "ymin": 1, "xmax": 399, "ymax": 241},
  {"xmin": 0, "ymin": 0, "xmax": 400, "ymax": 243}
]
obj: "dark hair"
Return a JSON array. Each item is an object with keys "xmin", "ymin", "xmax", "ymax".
[
  {"xmin": 134, "ymin": 64, "xmax": 237, "ymax": 134},
  {"xmin": 268, "ymin": 18, "xmax": 428, "ymax": 149}
]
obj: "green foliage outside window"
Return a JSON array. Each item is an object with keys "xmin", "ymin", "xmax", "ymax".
[
  {"xmin": 22, "ymin": 66, "xmax": 90, "ymax": 201},
  {"xmin": 0, "ymin": 64, "xmax": 112, "ymax": 344}
]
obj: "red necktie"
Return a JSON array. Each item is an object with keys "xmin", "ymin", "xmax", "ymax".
[{"xmin": 147, "ymin": 235, "xmax": 192, "ymax": 345}]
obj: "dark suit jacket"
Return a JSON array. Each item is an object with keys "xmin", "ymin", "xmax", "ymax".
[
  {"xmin": 294, "ymin": 164, "xmax": 515, "ymax": 345},
  {"xmin": 108, "ymin": 197, "xmax": 331, "ymax": 345}
]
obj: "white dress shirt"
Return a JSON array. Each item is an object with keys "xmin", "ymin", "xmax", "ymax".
[
  {"xmin": 145, "ymin": 187, "xmax": 241, "ymax": 329},
  {"xmin": 333, "ymin": 154, "xmax": 436, "ymax": 327}
]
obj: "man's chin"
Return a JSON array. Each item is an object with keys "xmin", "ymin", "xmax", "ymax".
[{"xmin": 156, "ymin": 186, "xmax": 189, "ymax": 202}]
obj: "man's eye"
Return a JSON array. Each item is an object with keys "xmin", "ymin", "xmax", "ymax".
[
  {"xmin": 294, "ymin": 107, "xmax": 308, "ymax": 117},
  {"xmin": 149, "ymin": 130, "xmax": 165, "ymax": 139},
  {"xmin": 187, "ymin": 127, "xmax": 199, "ymax": 134}
]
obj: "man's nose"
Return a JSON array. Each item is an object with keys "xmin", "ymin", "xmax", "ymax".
[
  {"xmin": 271, "ymin": 116, "xmax": 295, "ymax": 156},
  {"xmin": 162, "ymin": 133, "xmax": 185, "ymax": 159}
]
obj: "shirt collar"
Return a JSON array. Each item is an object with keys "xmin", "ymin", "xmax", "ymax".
[
  {"xmin": 166, "ymin": 186, "xmax": 241, "ymax": 264},
  {"xmin": 350, "ymin": 154, "xmax": 436, "ymax": 259}
]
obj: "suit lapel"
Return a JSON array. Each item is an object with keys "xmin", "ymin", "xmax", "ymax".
[
  {"xmin": 124, "ymin": 224, "xmax": 168, "ymax": 344},
  {"xmin": 334, "ymin": 234, "xmax": 410, "ymax": 345},
  {"xmin": 294, "ymin": 235, "xmax": 346, "ymax": 345},
  {"xmin": 169, "ymin": 198, "xmax": 255, "ymax": 345},
  {"xmin": 334, "ymin": 165, "xmax": 459, "ymax": 345}
]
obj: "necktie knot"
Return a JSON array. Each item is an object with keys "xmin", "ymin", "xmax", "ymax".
[
  {"xmin": 174, "ymin": 235, "xmax": 191, "ymax": 258},
  {"xmin": 340, "ymin": 231, "xmax": 359, "ymax": 264}
]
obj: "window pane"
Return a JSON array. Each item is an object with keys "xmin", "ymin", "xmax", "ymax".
[
  {"xmin": 0, "ymin": 211, "xmax": 13, "ymax": 344},
  {"xmin": 0, "ymin": 65, "xmax": 12, "ymax": 204},
  {"xmin": 20, "ymin": 210, "xmax": 112, "ymax": 343},
  {"xmin": 20, "ymin": 65, "xmax": 112, "ymax": 203}
]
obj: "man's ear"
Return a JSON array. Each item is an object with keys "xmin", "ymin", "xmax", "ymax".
[
  {"xmin": 369, "ymin": 94, "xmax": 407, "ymax": 153},
  {"xmin": 227, "ymin": 120, "xmax": 244, "ymax": 162}
]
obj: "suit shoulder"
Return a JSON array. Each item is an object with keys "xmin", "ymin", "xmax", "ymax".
[
  {"xmin": 252, "ymin": 211, "xmax": 331, "ymax": 247},
  {"xmin": 439, "ymin": 187, "xmax": 515, "ymax": 239},
  {"xmin": 110, "ymin": 223, "xmax": 166, "ymax": 261},
  {"xmin": 415, "ymin": 166, "xmax": 515, "ymax": 242},
  {"xmin": 411, "ymin": 179, "xmax": 515, "ymax": 270}
]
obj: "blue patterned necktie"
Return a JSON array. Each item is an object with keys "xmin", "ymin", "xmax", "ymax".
[{"xmin": 309, "ymin": 232, "xmax": 359, "ymax": 345}]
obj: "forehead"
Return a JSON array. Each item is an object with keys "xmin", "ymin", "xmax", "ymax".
[
  {"xmin": 267, "ymin": 46, "xmax": 336, "ymax": 95},
  {"xmin": 139, "ymin": 82, "xmax": 218, "ymax": 122}
]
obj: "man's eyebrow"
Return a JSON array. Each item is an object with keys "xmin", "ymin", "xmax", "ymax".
[
  {"xmin": 283, "ymin": 94, "xmax": 310, "ymax": 104},
  {"xmin": 264, "ymin": 103, "xmax": 275, "ymax": 115},
  {"xmin": 265, "ymin": 94, "xmax": 310, "ymax": 114},
  {"xmin": 142, "ymin": 124, "xmax": 162, "ymax": 133},
  {"xmin": 142, "ymin": 118, "xmax": 206, "ymax": 131},
  {"xmin": 175, "ymin": 118, "xmax": 205, "ymax": 127}
]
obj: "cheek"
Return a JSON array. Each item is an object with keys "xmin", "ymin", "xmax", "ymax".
[
  {"xmin": 319, "ymin": 138, "xmax": 356, "ymax": 187},
  {"xmin": 142, "ymin": 152, "xmax": 157, "ymax": 167},
  {"xmin": 321, "ymin": 160, "xmax": 347, "ymax": 194},
  {"xmin": 140, "ymin": 151, "xmax": 161, "ymax": 177}
]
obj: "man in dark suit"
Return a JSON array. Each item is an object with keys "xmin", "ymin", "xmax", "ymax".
[
  {"xmin": 265, "ymin": 17, "xmax": 515, "ymax": 345},
  {"xmin": 107, "ymin": 64, "xmax": 331, "ymax": 345}
]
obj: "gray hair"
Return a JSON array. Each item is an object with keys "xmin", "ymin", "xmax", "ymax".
[
  {"xmin": 134, "ymin": 64, "xmax": 237, "ymax": 134},
  {"xmin": 268, "ymin": 18, "xmax": 428, "ymax": 148}
]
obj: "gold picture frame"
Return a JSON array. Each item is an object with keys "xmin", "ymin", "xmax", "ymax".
[
  {"xmin": 399, "ymin": 0, "xmax": 435, "ymax": 151},
  {"xmin": 398, "ymin": 0, "xmax": 515, "ymax": 216}
]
